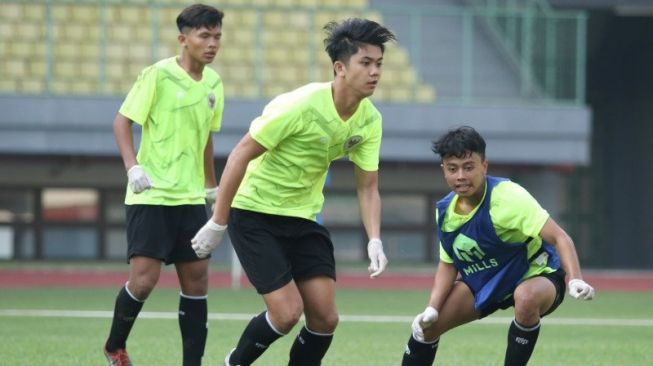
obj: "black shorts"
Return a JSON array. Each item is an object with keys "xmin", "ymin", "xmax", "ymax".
[
  {"xmin": 228, "ymin": 208, "xmax": 336, "ymax": 294},
  {"xmin": 126, "ymin": 204, "xmax": 208, "ymax": 265},
  {"xmin": 479, "ymin": 268, "xmax": 567, "ymax": 318}
]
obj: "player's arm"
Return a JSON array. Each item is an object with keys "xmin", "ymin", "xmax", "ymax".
[
  {"xmin": 355, "ymin": 166, "xmax": 388, "ymax": 278},
  {"xmin": 427, "ymin": 260, "xmax": 458, "ymax": 310},
  {"xmin": 411, "ymin": 260, "xmax": 457, "ymax": 340},
  {"xmin": 113, "ymin": 113, "xmax": 152, "ymax": 193},
  {"xmin": 203, "ymin": 134, "xmax": 218, "ymax": 203},
  {"xmin": 211, "ymin": 133, "xmax": 266, "ymax": 225},
  {"xmin": 355, "ymin": 166, "xmax": 381, "ymax": 239},
  {"xmin": 113, "ymin": 113, "xmax": 137, "ymax": 170},
  {"xmin": 192, "ymin": 133, "xmax": 266, "ymax": 258},
  {"xmin": 539, "ymin": 217, "xmax": 595, "ymax": 299}
]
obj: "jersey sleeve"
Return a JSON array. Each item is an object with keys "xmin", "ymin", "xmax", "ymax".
[
  {"xmin": 490, "ymin": 181, "xmax": 550, "ymax": 240},
  {"xmin": 348, "ymin": 110, "xmax": 382, "ymax": 172},
  {"xmin": 249, "ymin": 98, "xmax": 300, "ymax": 150},
  {"xmin": 210, "ymin": 79, "xmax": 224, "ymax": 132},
  {"xmin": 439, "ymin": 245, "xmax": 454, "ymax": 263},
  {"xmin": 435, "ymin": 209, "xmax": 454, "ymax": 263},
  {"xmin": 118, "ymin": 65, "xmax": 157, "ymax": 126}
]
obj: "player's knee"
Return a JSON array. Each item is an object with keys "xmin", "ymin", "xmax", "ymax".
[
  {"xmin": 324, "ymin": 312, "xmax": 339, "ymax": 332},
  {"xmin": 513, "ymin": 288, "xmax": 541, "ymax": 321},
  {"xmin": 308, "ymin": 311, "xmax": 339, "ymax": 333},
  {"xmin": 422, "ymin": 323, "xmax": 443, "ymax": 341},
  {"xmin": 128, "ymin": 276, "xmax": 159, "ymax": 300},
  {"xmin": 271, "ymin": 304, "xmax": 304, "ymax": 333},
  {"xmin": 179, "ymin": 279, "xmax": 208, "ymax": 297}
]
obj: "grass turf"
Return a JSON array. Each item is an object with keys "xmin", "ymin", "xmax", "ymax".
[{"xmin": 1, "ymin": 288, "xmax": 652, "ymax": 365}]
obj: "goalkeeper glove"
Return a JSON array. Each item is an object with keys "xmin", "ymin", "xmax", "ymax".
[
  {"xmin": 191, "ymin": 219, "xmax": 227, "ymax": 258},
  {"xmin": 367, "ymin": 238, "xmax": 388, "ymax": 278},
  {"xmin": 568, "ymin": 278, "xmax": 595, "ymax": 300},
  {"xmin": 205, "ymin": 186, "xmax": 218, "ymax": 204},
  {"xmin": 127, "ymin": 165, "xmax": 153, "ymax": 194},
  {"xmin": 411, "ymin": 306, "xmax": 438, "ymax": 342}
]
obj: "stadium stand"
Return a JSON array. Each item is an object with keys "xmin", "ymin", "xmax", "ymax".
[
  {"xmin": 0, "ymin": 0, "xmax": 593, "ymax": 265},
  {"xmin": 0, "ymin": 0, "xmax": 436, "ymax": 103}
]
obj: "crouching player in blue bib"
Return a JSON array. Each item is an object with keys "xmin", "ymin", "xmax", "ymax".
[{"xmin": 401, "ymin": 126, "xmax": 595, "ymax": 366}]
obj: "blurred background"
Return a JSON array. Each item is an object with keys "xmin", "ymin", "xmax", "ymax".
[{"xmin": 0, "ymin": 0, "xmax": 651, "ymax": 270}]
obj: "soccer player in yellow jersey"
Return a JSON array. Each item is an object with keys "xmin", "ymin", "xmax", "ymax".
[
  {"xmin": 401, "ymin": 126, "xmax": 595, "ymax": 366},
  {"xmin": 192, "ymin": 17, "xmax": 396, "ymax": 365},
  {"xmin": 104, "ymin": 4, "xmax": 224, "ymax": 366}
]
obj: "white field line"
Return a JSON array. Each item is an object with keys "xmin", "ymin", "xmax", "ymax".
[{"xmin": 0, "ymin": 309, "xmax": 652, "ymax": 327}]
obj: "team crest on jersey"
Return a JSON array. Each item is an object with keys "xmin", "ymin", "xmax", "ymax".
[
  {"xmin": 343, "ymin": 135, "xmax": 362, "ymax": 150},
  {"xmin": 208, "ymin": 93, "xmax": 216, "ymax": 109}
]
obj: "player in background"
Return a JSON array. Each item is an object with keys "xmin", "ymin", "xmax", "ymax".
[
  {"xmin": 104, "ymin": 4, "xmax": 224, "ymax": 366},
  {"xmin": 191, "ymin": 17, "xmax": 395, "ymax": 366},
  {"xmin": 402, "ymin": 126, "xmax": 595, "ymax": 366}
]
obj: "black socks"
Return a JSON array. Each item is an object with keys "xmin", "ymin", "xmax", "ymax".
[
  {"xmin": 288, "ymin": 325, "xmax": 334, "ymax": 366},
  {"xmin": 504, "ymin": 319, "xmax": 541, "ymax": 366},
  {"xmin": 178, "ymin": 293, "xmax": 208, "ymax": 366},
  {"xmin": 106, "ymin": 285, "xmax": 144, "ymax": 352},
  {"xmin": 228, "ymin": 311, "xmax": 284, "ymax": 365},
  {"xmin": 401, "ymin": 334, "xmax": 439, "ymax": 365}
]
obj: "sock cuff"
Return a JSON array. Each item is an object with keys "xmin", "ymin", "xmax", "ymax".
[
  {"xmin": 124, "ymin": 282, "xmax": 144, "ymax": 303},
  {"xmin": 265, "ymin": 311, "xmax": 286, "ymax": 336},
  {"xmin": 180, "ymin": 292, "xmax": 208, "ymax": 300},
  {"xmin": 411, "ymin": 333, "xmax": 440, "ymax": 345},
  {"xmin": 304, "ymin": 325, "xmax": 334, "ymax": 337},
  {"xmin": 513, "ymin": 319, "xmax": 541, "ymax": 332}
]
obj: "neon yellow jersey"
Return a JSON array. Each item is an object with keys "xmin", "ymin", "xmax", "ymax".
[
  {"xmin": 438, "ymin": 180, "xmax": 553, "ymax": 278},
  {"xmin": 232, "ymin": 82, "xmax": 382, "ymax": 220},
  {"xmin": 119, "ymin": 56, "xmax": 224, "ymax": 205}
]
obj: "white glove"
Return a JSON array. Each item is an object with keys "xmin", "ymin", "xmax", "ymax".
[
  {"xmin": 191, "ymin": 219, "xmax": 227, "ymax": 258},
  {"xmin": 127, "ymin": 165, "xmax": 153, "ymax": 194},
  {"xmin": 205, "ymin": 186, "xmax": 218, "ymax": 204},
  {"xmin": 568, "ymin": 279, "xmax": 595, "ymax": 300},
  {"xmin": 411, "ymin": 306, "xmax": 438, "ymax": 342},
  {"xmin": 367, "ymin": 238, "xmax": 388, "ymax": 278}
]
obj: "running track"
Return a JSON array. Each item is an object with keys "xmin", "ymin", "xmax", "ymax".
[{"xmin": 1, "ymin": 268, "xmax": 652, "ymax": 291}]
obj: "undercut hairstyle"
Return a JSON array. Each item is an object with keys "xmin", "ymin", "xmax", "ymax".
[
  {"xmin": 432, "ymin": 126, "xmax": 486, "ymax": 161},
  {"xmin": 323, "ymin": 17, "xmax": 396, "ymax": 64},
  {"xmin": 176, "ymin": 4, "xmax": 224, "ymax": 33}
]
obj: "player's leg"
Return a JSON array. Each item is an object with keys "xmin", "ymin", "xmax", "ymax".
[
  {"xmin": 226, "ymin": 282, "xmax": 302, "ymax": 365},
  {"xmin": 504, "ymin": 271, "xmax": 563, "ymax": 366},
  {"xmin": 105, "ymin": 205, "xmax": 167, "ymax": 360},
  {"xmin": 105, "ymin": 256, "xmax": 162, "ymax": 357},
  {"xmin": 176, "ymin": 259, "xmax": 210, "ymax": 366},
  {"xmin": 286, "ymin": 225, "xmax": 338, "ymax": 366},
  {"xmin": 226, "ymin": 209, "xmax": 301, "ymax": 366},
  {"xmin": 173, "ymin": 205, "xmax": 212, "ymax": 366},
  {"xmin": 289, "ymin": 276, "xmax": 338, "ymax": 366},
  {"xmin": 403, "ymin": 281, "xmax": 479, "ymax": 366}
]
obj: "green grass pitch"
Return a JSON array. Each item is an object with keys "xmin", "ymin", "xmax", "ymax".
[{"xmin": 1, "ymin": 288, "xmax": 652, "ymax": 365}]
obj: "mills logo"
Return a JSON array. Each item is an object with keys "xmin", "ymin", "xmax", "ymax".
[{"xmin": 452, "ymin": 234, "xmax": 498, "ymax": 275}]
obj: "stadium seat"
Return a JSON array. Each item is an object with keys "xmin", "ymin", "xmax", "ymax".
[
  {"xmin": 0, "ymin": 4, "xmax": 22, "ymax": 19},
  {"xmin": 21, "ymin": 78, "xmax": 45, "ymax": 93},
  {"xmin": 4, "ymin": 60, "xmax": 27, "ymax": 77},
  {"xmin": 0, "ymin": 1, "xmax": 435, "ymax": 102},
  {"xmin": 27, "ymin": 61, "xmax": 47, "ymax": 78}
]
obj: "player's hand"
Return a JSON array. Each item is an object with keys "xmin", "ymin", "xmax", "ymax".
[
  {"xmin": 205, "ymin": 186, "xmax": 218, "ymax": 204},
  {"xmin": 568, "ymin": 278, "xmax": 595, "ymax": 300},
  {"xmin": 367, "ymin": 238, "xmax": 388, "ymax": 278},
  {"xmin": 191, "ymin": 219, "xmax": 227, "ymax": 258},
  {"xmin": 411, "ymin": 306, "xmax": 438, "ymax": 342},
  {"xmin": 127, "ymin": 165, "xmax": 153, "ymax": 194}
]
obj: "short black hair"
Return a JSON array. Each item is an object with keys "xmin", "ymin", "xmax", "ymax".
[
  {"xmin": 432, "ymin": 126, "xmax": 486, "ymax": 161},
  {"xmin": 176, "ymin": 4, "xmax": 224, "ymax": 33},
  {"xmin": 323, "ymin": 17, "xmax": 396, "ymax": 64}
]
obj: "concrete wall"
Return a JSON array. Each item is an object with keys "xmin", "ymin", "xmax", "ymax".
[{"xmin": 0, "ymin": 95, "xmax": 591, "ymax": 166}]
